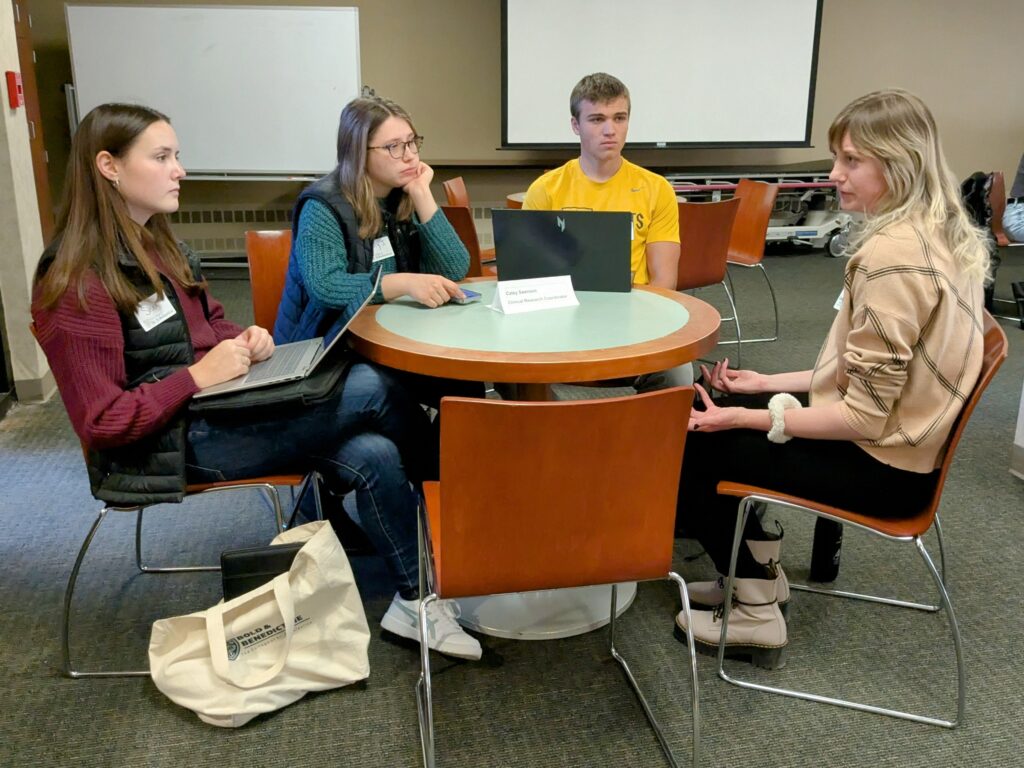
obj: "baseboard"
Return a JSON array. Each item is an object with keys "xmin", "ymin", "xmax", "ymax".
[
  {"xmin": 14, "ymin": 369, "xmax": 57, "ymax": 403},
  {"xmin": 1012, "ymin": 443, "xmax": 1024, "ymax": 482}
]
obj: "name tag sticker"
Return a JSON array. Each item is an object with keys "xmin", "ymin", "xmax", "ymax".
[
  {"xmin": 135, "ymin": 292, "xmax": 177, "ymax": 332},
  {"xmin": 488, "ymin": 275, "xmax": 579, "ymax": 315},
  {"xmin": 833, "ymin": 289, "xmax": 845, "ymax": 312},
  {"xmin": 372, "ymin": 236, "xmax": 395, "ymax": 263}
]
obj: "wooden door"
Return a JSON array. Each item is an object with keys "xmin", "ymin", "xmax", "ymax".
[{"xmin": 12, "ymin": 0, "xmax": 55, "ymax": 242}]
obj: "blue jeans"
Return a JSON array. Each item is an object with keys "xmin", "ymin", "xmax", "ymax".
[
  {"xmin": 1004, "ymin": 202, "xmax": 1024, "ymax": 243},
  {"xmin": 186, "ymin": 362, "xmax": 431, "ymax": 598}
]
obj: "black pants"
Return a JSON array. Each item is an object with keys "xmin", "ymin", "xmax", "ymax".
[{"xmin": 676, "ymin": 393, "xmax": 939, "ymax": 578}]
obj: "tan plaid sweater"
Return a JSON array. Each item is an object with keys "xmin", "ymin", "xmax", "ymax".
[{"xmin": 809, "ymin": 220, "xmax": 984, "ymax": 473}]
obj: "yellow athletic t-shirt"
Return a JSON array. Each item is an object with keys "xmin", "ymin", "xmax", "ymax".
[{"xmin": 523, "ymin": 158, "xmax": 680, "ymax": 285}]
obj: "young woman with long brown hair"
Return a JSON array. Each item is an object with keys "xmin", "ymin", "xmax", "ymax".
[{"xmin": 32, "ymin": 103, "xmax": 481, "ymax": 660}]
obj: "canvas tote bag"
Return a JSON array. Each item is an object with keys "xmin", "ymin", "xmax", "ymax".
[{"xmin": 149, "ymin": 521, "xmax": 370, "ymax": 727}]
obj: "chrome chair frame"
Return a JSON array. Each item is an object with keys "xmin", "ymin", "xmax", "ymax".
[
  {"xmin": 62, "ymin": 475, "xmax": 322, "ymax": 679},
  {"xmin": 718, "ymin": 261, "xmax": 780, "ymax": 345},
  {"xmin": 716, "ymin": 494, "xmax": 964, "ymax": 728},
  {"xmin": 686, "ymin": 274, "xmax": 743, "ymax": 369},
  {"xmin": 413, "ymin": 510, "xmax": 702, "ymax": 768}
]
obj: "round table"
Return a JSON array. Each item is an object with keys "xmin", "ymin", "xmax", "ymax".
[
  {"xmin": 347, "ymin": 279, "xmax": 720, "ymax": 639},
  {"xmin": 347, "ymin": 278, "xmax": 720, "ymax": 401}
]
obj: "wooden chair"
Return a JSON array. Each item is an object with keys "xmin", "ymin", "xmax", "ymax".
[
  {"xmin": 713, "ymin": 312, "xmax": 1008, "ymax": 728},
  {"xmin": 416, "ymin": 388, "xmax": 701, "ymax": 768},
  {"xmin": 988, "ymin": 171, "xmax": 1009, "ymax": 248},
  {"xmin": 29, "ymin": 321, "xmax": 320, "ymax": 678},
  {"xmin": 721, "ymin": 179, "xmax": 780, "ymax": 345},
  {"xmin": 441, "ymin": 205, "xmax": 497, "ymax": 278},
  {"xmin": 245, "ymin": 229, "xmax": 293, "ymax": 330},
  {"xmin": 442, "ymin": 176, "xmax": 496, "ymax": 263},
  {"xmin": 441, "ymin": 176, "xmax": 471, "ymax": 208},
  {"xmin": 677, "ymin": 198, "xmax": 742, "ymax": 365}
]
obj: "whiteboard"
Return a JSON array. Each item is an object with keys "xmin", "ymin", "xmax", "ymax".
[
  {"xmin": 503, "ymin": 0, "xmax": 821, "ymax": 147},
  {"xmin": 66, "ymin": 4, "xmax": 361, "ymax": 176}
]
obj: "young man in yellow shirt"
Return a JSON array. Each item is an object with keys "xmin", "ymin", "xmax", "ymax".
[{"xmin": 524, "ymin": 72, "xmax": 690, "ymax": 389}]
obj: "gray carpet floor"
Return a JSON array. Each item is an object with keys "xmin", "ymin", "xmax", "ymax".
[{"xmin": 1, "ymin": 245, "xmax": 1022, "ymax": 768}]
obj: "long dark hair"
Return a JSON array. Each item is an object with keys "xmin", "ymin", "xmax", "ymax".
[
  {"xmin": 35, "ymin": 103, "xmax": 202, "ymax": 313},
  {"xmin": 334, "ymin": 96, "xmax": 416, "ymax": 239}
]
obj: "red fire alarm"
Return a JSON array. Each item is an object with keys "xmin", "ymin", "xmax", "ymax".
[{"xmin": 6, "ymin": 71, "xmax": 25, "ymax": 109}]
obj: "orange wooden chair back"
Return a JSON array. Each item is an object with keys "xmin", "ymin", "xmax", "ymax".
[
  {"xmin": 719, "ymin": 311, "xmax": 1008, "ymax": 538},
  {"xmin": 245, "ymin": 230, "xmax": 293, "ymax": 331},
  {"xmin": 727, "ymin": 179, "xmax": 779, "ymax": 266},
  {"xmin": 425, "ymin": 388, "xmax": 694, "ymax": 598},
  {"xmin": 676, "ymin": 198, "xmax": 740, "ymax": 290},
  {"xmin": 441, "ymin": 204, "xmax": 486, "ymax": 278},
  {"xmin": 442, "ymin": 176, "xmax": 470, "ymax": 208}
]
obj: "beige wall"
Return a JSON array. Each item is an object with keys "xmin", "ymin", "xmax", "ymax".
[{"xmin": 26, "ymin": 0, "xmax": 1024, "ymax": 208}]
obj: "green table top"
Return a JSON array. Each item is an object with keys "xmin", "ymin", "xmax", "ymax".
[{"xmin": 375, "ymin": 281, "xmax": 691, "ymax": 353}]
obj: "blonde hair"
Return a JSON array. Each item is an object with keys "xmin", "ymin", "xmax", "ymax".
[
  {"xmin": 334, "ymin": 96, "xmax": 416, "ymax": 239},
  {"xmin": 828, "ymin": 89, "xmax": 990, "ymax": 282}
]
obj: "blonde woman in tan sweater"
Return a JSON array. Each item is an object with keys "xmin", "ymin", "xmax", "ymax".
[{"xmin": 674, "ymin": 90, "xmax": 990, "ymax": 669}]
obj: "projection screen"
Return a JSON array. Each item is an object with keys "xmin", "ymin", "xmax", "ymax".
[{"xmin": 503, "ymin": 0, "xmax": 823, "ymax": 148}]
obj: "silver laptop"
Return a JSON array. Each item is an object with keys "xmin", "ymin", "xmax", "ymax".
[{"xmin": 194, "ymin": 269, "xmax": 381, "ymax": 399}]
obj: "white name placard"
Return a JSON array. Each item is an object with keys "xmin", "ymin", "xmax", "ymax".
[{"xmin": 488, "ymin": 275, "xmax": 579, "ymax": 315}]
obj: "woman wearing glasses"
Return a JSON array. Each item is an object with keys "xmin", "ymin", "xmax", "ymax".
[{"xmin": 275, "ymin": 96, "xmax": 470, "ymax": 346}]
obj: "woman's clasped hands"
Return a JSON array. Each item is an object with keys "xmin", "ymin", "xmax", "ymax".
[{"xmin": 188, "ymin": 325, "xmax": 274, "ymax": 389}]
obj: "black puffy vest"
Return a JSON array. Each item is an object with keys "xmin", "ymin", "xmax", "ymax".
[{"xmin": 39, "ymin": 243, "xmax": 207, "ymax": 506}]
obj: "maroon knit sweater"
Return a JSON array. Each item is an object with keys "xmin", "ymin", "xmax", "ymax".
[{"xmin": 32, "ymin": 268, "xmax": 243, "ymax": 451}]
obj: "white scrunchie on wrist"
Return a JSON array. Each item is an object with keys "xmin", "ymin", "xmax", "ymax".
[{"xmin": 767, "ymin": 393, "xmax": 802, "ymax": 444}]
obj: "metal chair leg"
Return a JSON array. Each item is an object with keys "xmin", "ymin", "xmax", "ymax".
[
  {"xmin": 62, "ymin": 506, "xmax": 150, "ymax": 678},
  {"xmin": 720, "ymin": 279, "xmax": 742, "ymax": 368},
  {"xmin": 67, "ymin": 481, "xmax": 313, "ymax": 678},
  {"xmin": 607, "ymin": 579, "xmax": 700, "ymax": 768},
  {"xmin": 668, "ymin": 571, "xmax": 701, "ymax": 768},
  {"xmin": 284, "ymin": 472, "xmax": 324, "ymax": 530},
  {"xmin": 717, "ymin": 497, "xmax": 964, "ymax": 728},
  {"xmin": 136, "ymin": 482, "xmax": 289, "ymax": 572},
  {"xmin": 416, "ymin": 594, "xmax": 438, "ymax": 768},
  {"xmin": 789, "ymin": 513, "xmax": 945, "ymax": 613},
  {"xmin": 755, "ymin": 263, "xmax": 780, "ymax": 342},
  {"xmin": 719, "ymin": 263, "xmax": 780, "ymax": 345}
]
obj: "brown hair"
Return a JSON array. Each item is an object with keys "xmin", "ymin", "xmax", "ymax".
[
  {"xmin": 333, "ymin": 96, "xmax": 416, "ymax": 239},
  {"xmin": 828, "ymin": 89, "xmax": 989, "ymax": 282},
  {"xmin": 570, "ymin": 73, "xmax": 631, "ymax": 119},
  {"xmin": 35, "ymin": 103, "xmax": 201, "ymax": 313}
]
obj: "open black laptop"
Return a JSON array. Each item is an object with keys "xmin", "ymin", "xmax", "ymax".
[
  {"xmin": 492, "ymin": 209, "xmax": 633, "ymax": 292},
  {"xmin": 194, "ymin": 268, "xmax": 381, "ymax": 399}
]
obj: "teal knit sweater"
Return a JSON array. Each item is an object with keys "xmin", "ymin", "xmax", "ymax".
[{"xmin": 295, "ymin": 197, "xmax": 469, "ymax": 308}]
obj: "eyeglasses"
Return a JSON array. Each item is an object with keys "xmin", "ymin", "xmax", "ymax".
[{"xmin": 368, "ymin": 136, "xmax": 424, "ymax": 160}]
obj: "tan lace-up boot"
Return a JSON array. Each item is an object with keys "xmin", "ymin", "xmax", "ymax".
[
  {"xmin": 687, "ymin": 525, "xmax": 790, "ymax": 617},
  {"xmin": 676, "ymin": 570, "xmax": 787, "ymax": 669}
]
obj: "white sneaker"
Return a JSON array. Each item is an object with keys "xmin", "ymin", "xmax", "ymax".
[{"xmin": 381, "ymin": 594, "xmax": 482, "ymax": 660}]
